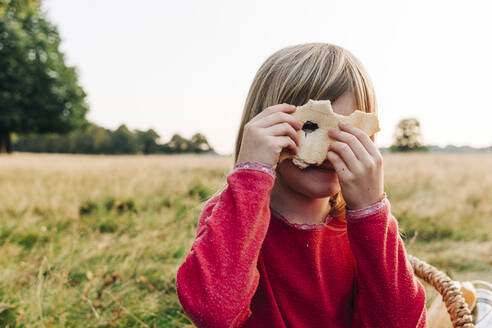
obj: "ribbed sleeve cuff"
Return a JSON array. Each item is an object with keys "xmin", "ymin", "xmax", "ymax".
[
  {"xmin": 345, "ymin": 192, "xmax": 388, "ymax": 222},
  {"xmin": 234, "ymin": 161, "xmax": 276, "ymax": 179}
]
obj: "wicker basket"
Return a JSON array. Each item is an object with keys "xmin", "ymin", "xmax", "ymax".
[{"xmin": 408, "ymin": 254, "xmax": 474, "ymax": 327}]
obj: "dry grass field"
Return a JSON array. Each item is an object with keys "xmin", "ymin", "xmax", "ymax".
[{"xmin": 0, "ymin": 153, "xmax": 491, "ymax": 327}]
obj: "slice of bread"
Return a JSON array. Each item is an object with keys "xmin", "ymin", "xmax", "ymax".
[{"xmin": 278, "ymin": 99, "xmax": 380, "ymax": 169}]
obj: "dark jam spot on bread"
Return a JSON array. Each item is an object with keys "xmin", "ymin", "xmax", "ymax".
[{"xmin": 302, "ymin": 121, "xmax": 319, "ymax": 137}]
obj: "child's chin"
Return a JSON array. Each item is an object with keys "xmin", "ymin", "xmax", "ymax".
[
  {"xmin": 277, "ymin": 160, "xmax": 340, "ymax": 197},
  {"xmin": 298, "ymin": 180, "xmax": 340, "ymax": 199}
]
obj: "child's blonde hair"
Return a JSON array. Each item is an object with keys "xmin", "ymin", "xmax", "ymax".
[{"xmin": 233, "ymin": 43, "xmax": 378, "ymax": 219}]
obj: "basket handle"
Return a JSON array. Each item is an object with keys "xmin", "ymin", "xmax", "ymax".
[{"xmin": 408, "ymin": 254, "xmax": 474, "ymax": 328}]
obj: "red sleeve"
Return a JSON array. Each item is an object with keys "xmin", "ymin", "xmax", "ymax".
[
  {"xmin": 176, "ymin": 168, "xmax": 274, "ymax": 328},
  {"xmin": 347, "ymin": 197, "xmax": 427, "ymax": 328}
]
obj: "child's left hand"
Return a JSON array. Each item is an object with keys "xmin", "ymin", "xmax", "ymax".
[{"xmin": 326, "ymin": 121, "xmax": 384, "ymax": 210}]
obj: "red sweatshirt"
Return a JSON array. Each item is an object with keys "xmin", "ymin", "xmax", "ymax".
[{"xmin": 176, "ymin": 164, "xmax": 427, "ymax": 327}]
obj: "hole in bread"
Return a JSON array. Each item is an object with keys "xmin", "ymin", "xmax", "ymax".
[{"xmin": 302, "ymin": 121, "xmax": 319, "ymax": 137}]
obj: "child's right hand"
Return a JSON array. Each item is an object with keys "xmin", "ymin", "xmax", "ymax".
[{"xmin": 236, "ymin": 103, "xmax": 301, "ymax": 169}]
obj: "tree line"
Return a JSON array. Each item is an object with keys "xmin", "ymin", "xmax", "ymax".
[
  {"xmin": 13, "ymin": 118, "xmax": 426, "ymax": 155},
  {"xmin": 13, "ymin": 124, "xmax": 216, "ymax": 154}
]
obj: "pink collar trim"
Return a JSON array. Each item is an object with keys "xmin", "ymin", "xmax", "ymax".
[{"xmin": 269, "ymin": 207, "xmax": 346, "ymax": 231}]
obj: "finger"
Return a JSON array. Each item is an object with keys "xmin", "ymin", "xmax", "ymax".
[
  {"xmin": 250, "ymin": 103, "xmax": 296, "ymax": 123},
  {"xmin": 328, "ymin": 128, "xmax": 373, "ymax": 165},
  {"xmin": 327, "ymin": 150, "xmax": 352, "ymax": 179},
  {"xmin": 338, "ymin": 121, "xmax": 380, "ymax": 159},
  {"xmin": 276, "ymin": 135, "xmax": 297, "ymax": 154},
  {"xmin": 328, "ymin": 141, "xmax": 359, "ymax": 172},
  {"xmin": 264, "ymin": 123, "xmax": 300, "ymax": 146},
  {"xmin": 255, "ymin": 111, "xmax": 302, "ymax": 130}
]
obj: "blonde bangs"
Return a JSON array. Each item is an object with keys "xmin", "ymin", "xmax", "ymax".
[{"xmin": 343, "ymin": 49, "xmax": 377, "ymax": 116}]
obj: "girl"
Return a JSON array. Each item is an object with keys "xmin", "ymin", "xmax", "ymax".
[{"xmin": 176, "ymin": 43, "xmax": 426, "ymax": 327}]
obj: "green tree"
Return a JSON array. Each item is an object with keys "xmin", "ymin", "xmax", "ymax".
[
  {"xmin": 109, "ymin": 125, "xmax": 139, "ymax": 154},
  {"xmin": 390, "ymin": 118, "xmax": 428, "ymax": 152},
  {"xmin": 165, "ymin": 133, "xmax": 190, "ymax": 153},
  {"xmin": 87, "ymin": 124, "xmax": 111, "ymax": 153},
  {"xmin": 70, "ymin": 124, "xmax": 108, "ymax": 153},
  {"xmin": 0, "ymin": 0, "xmax": 88, "ymax": 153},
  {"xmin": 189, "ymin": 132, "xmax": 214, "ymax": 153},
  {"xmin": 136, "ymin": 129, "xmax": 160, "ymax": 154}
]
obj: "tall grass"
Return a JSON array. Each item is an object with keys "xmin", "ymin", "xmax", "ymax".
[{"xmin": 0, "ymin": 153, "xmax": 490, "ymax": 326}]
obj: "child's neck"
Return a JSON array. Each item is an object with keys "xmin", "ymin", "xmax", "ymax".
[{"xmin": 269, "ymin": 179, "xmax": 332, "ymax": 225}]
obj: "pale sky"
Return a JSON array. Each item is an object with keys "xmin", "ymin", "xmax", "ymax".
[{"xmin": 44, "ymin": 0, "xmax": 492, "ymax": 155}]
